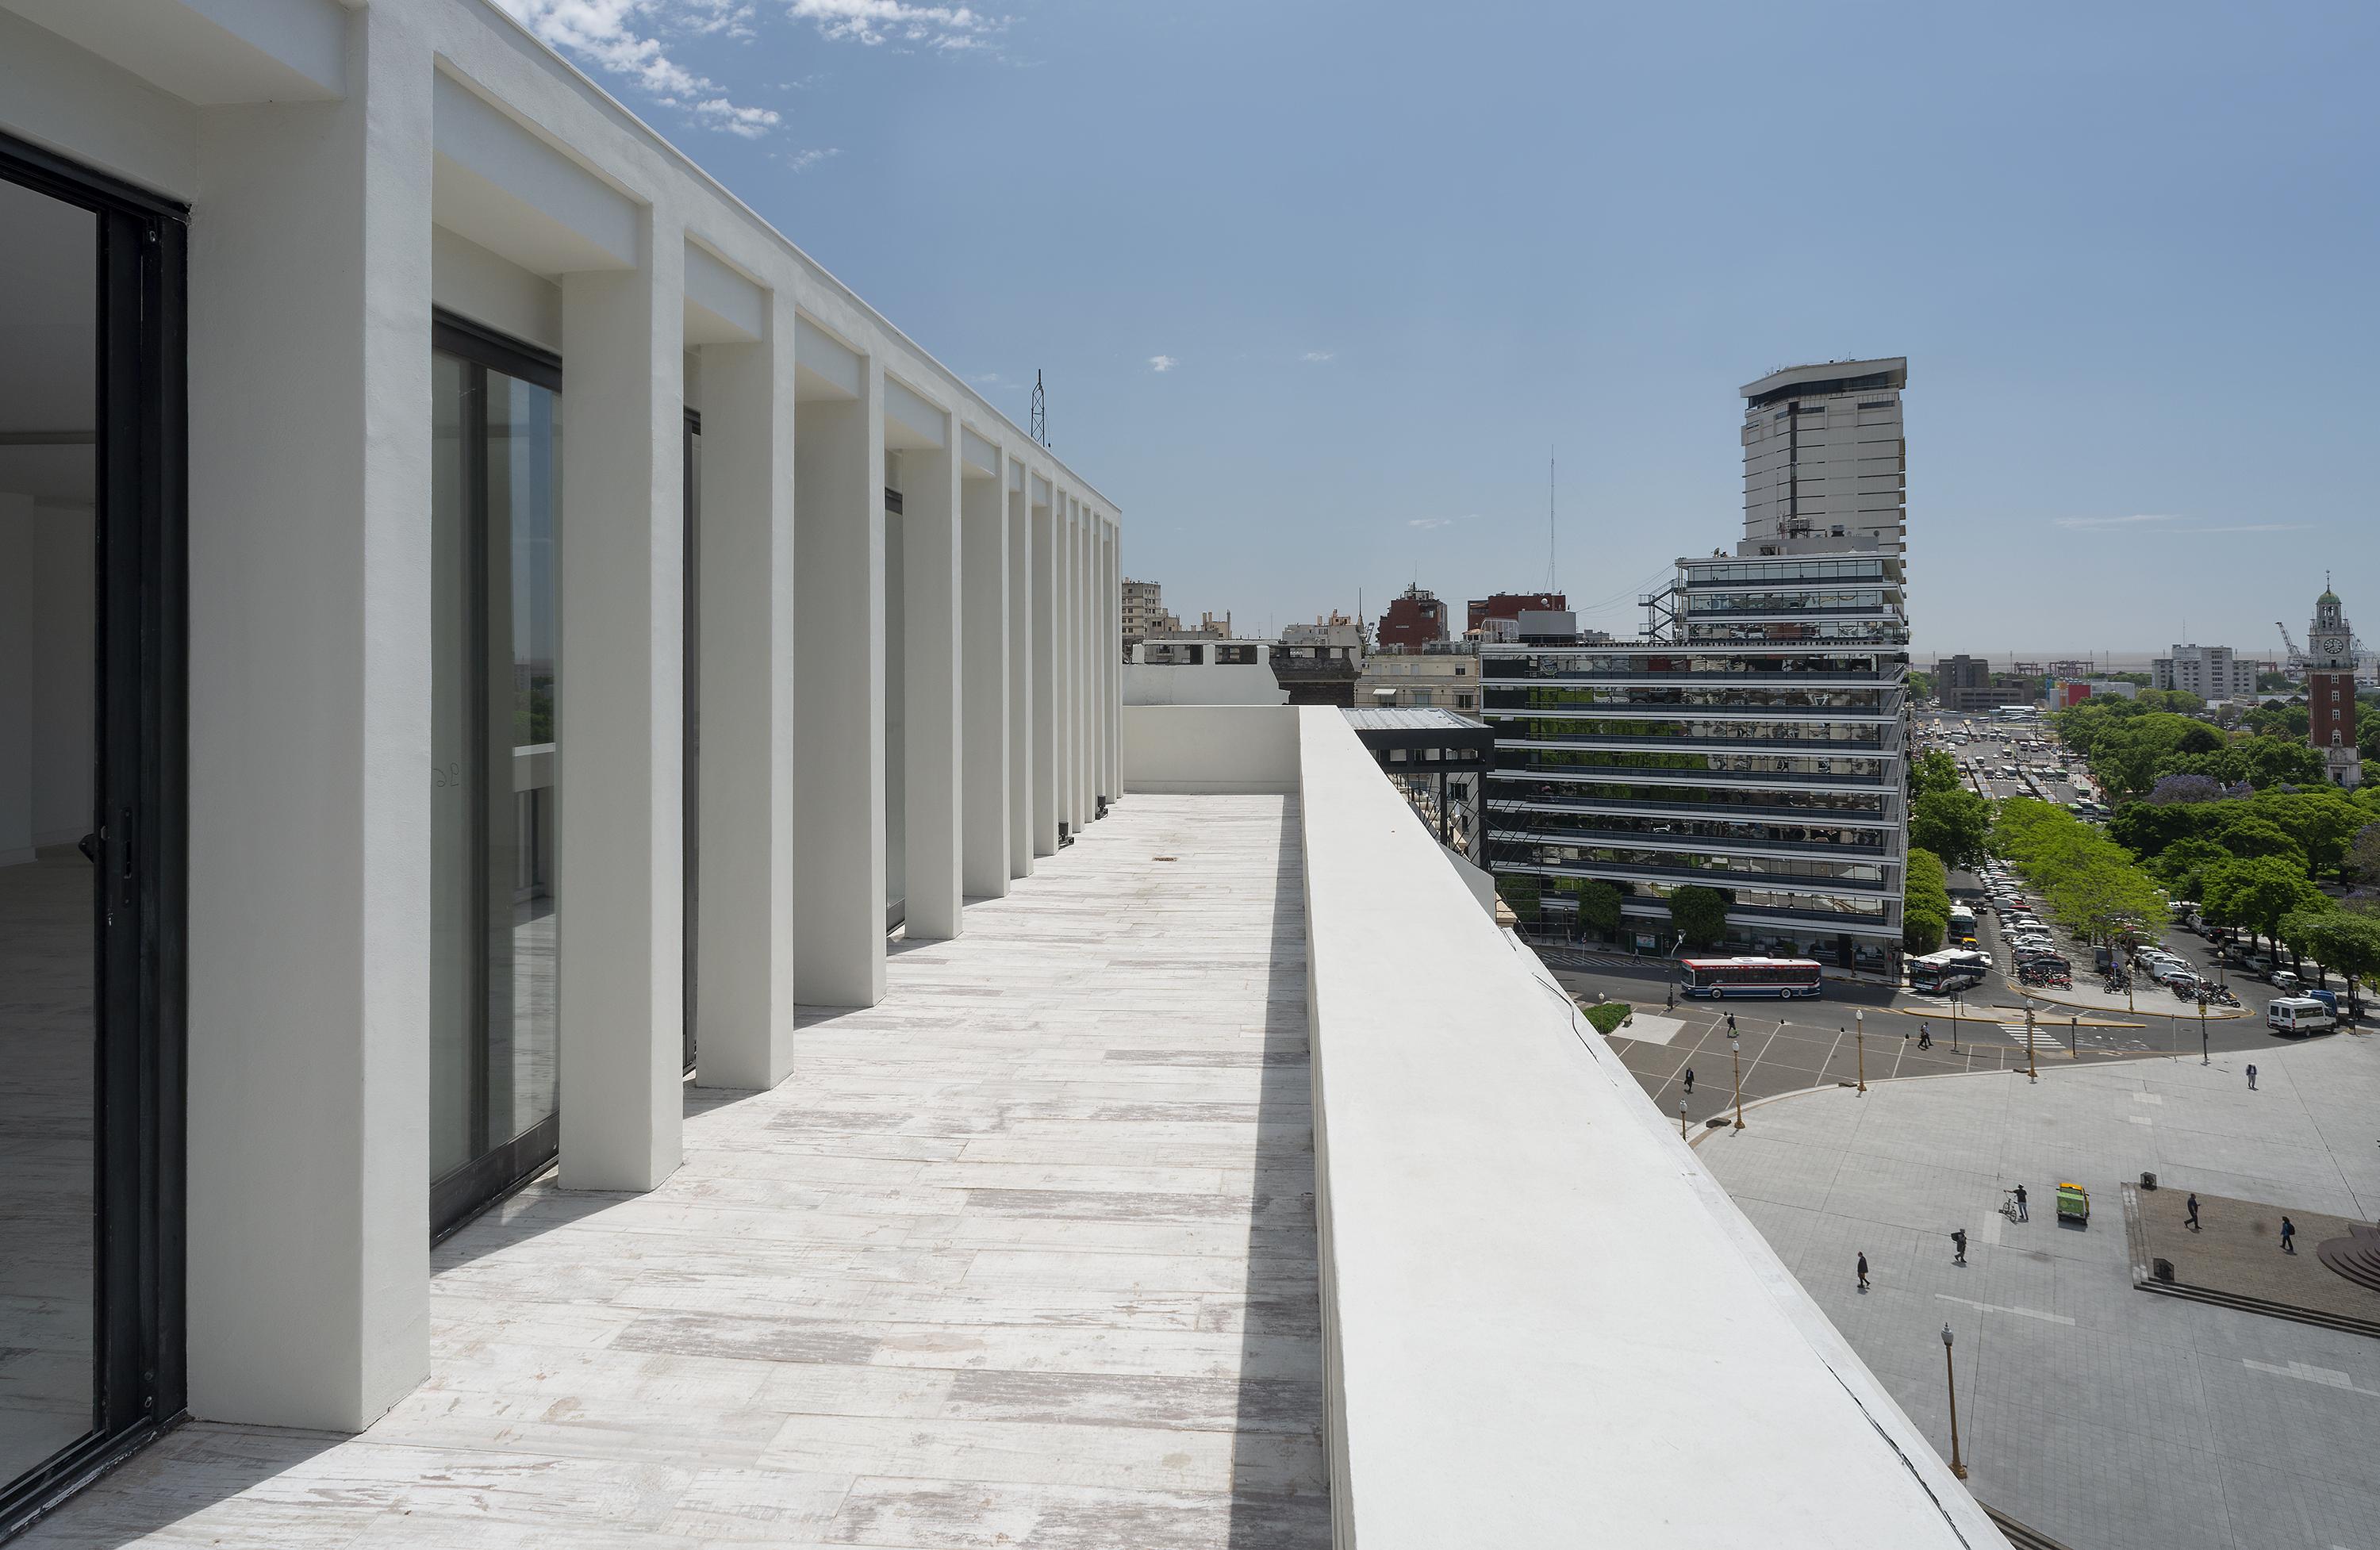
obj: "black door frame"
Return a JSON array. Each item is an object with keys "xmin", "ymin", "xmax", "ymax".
[
  {"xmin": 0, "ymin": 133, "xmax": 188, "ymax": 1541},
  {"xmin": 427, "ymin": 313, "xmax": 563, "ymax": 1243}
]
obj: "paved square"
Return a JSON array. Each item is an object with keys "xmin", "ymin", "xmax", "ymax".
[{"xmin": 1696, "ymin": 1037, "xmax": 2380, "ymax": 1550}]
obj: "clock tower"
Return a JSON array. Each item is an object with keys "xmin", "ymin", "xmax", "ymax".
[{"xmin": 2307, "ymin": 577, "xmax": 2361, "ymax": 788}]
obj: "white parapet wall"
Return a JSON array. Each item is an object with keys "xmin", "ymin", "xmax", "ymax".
[
  {"xmin": 1294, "ymin": 706, "xmax": 2003, "ymax": 1549},
  {"xmin": 1120, "ymin": 704, "xmax": 1297, "ymax": 794}
]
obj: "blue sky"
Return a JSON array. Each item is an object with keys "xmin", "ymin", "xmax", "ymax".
[{"xmin": 505, "ymin": 0, "xmax": 2378, "ymax": 661}]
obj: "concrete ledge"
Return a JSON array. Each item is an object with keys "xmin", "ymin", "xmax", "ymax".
[
  {"xmin": 1120, "ymin": 703, "xmax": 1296, "ymax": 794},
  {"xmin": 1293, "ymin": 707, "xmax": 2000, "ymax": 1548}
]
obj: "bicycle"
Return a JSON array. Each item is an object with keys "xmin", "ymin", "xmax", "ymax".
[{"xmin": 1998, "ymin": 1191, "xmax": 2021, "ymax": 1224}]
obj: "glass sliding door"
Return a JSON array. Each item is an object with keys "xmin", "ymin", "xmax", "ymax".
[
  {"xmin": 430, "ymin": 317, "xmax": 562, "ymax": 1239},
  {"xmin": 0, "ymin": 136, "xmax": 186, "ymax": 1538}
]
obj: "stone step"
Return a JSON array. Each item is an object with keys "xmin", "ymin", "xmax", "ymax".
[{"xmin": 1985, "ymin": 1506, "xmax": 2078, "ymax": 1550}]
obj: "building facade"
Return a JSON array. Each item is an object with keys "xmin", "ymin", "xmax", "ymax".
[
  {"xmin": 2152, "ymin": 644, "xmax": 2257, "ymax": 700},
  {"xmin": 1740, "ymin": 359, "xmax": 1908, "ymax": 561},
  {"xmin": 1120, "ymin": 577, "xmax": 1175, "ymax": 649},
  {"xmin": 1484, "ymin": 547, "xmax": 1910, "ymax": 973},
  {"xmin": 1933, "ymin": 654, "xmax": 1990, "ymax": 710},
  {"xmin": 0, "ymin": 2, "xmax": 1123, "ymax": 1531},
  {"xmin": 2307, "ymin": 584, "xmax": 2362, "ymax": 788},
  {"xmin": 1274, "ymin": 612, "xmax": 1366, "ymax": 707},
  {"xmin": 1377, "ymin": 583, "xmax": 1449, "ymax": 650},
  {"xmin": 1354, "ymin": 641, "xmax": 1482, "ymax": 714}
]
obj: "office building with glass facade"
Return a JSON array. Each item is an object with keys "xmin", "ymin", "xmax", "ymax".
[
  {"xmin": 1484, "ymin": 548, "xmax": 1910, "ymax": 973},
  {"xmin": 0, "ymin": 2, "xmax": 1120, "ymax": 1531}
]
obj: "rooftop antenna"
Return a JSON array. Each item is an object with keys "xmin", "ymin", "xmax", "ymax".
[
  {"xmin": 1548, "ymin": 447, "xmax": 1557, "ymax": 593},
  {"xmin": 1029, "ymin": 370, "xmax": 1049, "ymax": 449}
]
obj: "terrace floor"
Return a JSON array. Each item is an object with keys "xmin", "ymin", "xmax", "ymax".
[{"xmin": 26, "ymin": 795, "xmax": 1328, "ymax": 1549}]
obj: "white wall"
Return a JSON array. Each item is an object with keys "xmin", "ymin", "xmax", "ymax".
[
  {"xmin": 1122, "ymin": 662, "xmax": 1286, "ymax": 707},
  {"xmin": 1295, "ymin": 706, "xmax": 2001, "ymax": 1548},
  {"xmin": 1119, "ymin": 704, "xmax": 1296, "ymax": 794}
]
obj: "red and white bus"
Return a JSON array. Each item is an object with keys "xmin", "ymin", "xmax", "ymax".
[{"xmin": 1678, "ymin": 957, "xmax": 1824, "ymax": 999}]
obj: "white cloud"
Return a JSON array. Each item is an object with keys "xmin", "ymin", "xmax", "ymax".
[
  {"xmin": 1407, "ymin": 513, "xmax": 1476, "ymax": 530},
  {"xmin": 1299, "ymin": 350, "xmax": 1335, "ymax": 363},
  {"xmin": 779, "ymin": 146, "xmax": 842, "ymax": 171},
  {"xmin": 970, "ymin": 371, "xmax": 1004, "ymax": 386},
  {"xmin": 788, "ymin": 0, "xmax": 997, "ymax": 48},
  {"xmin": 2053, "ymin": 513, "xmax": 2175, "ymax": 530},
  {"xmin": 2173, "ymin": 522, "xmax": 2313, "ymax": 535},
  {"xmin": 1147, "ymin": 355, "xmax": 1178, "ymax": 373},
  {"xmin": 495, "ymin": 1, "xmax": 780, "ymax": 135},
  {"xmin": 695, "ymin": 98, "xmax": 781, "ymax": 136}
]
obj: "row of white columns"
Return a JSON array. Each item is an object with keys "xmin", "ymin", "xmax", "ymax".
[{"xmin": 181, "ymin": 0, "xmax": 1120, "ymax": 1432}]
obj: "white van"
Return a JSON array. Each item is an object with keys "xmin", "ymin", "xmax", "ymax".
[{"xmin": 2267, "ymin": 997, "xmax": 2336, "ymax": 1037}]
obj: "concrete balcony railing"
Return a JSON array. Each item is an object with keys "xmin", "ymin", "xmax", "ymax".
[{"xmin": 1121, "ymin": 704, "xmax": 2002, "ymax": 1548}]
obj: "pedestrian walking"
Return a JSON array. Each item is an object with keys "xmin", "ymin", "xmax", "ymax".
[
  {"xmin": 2281, "ymin": 1216, "xmax": 2297, "ymax": 1253},
  {"xmin": 1726, "ymin": 1012, "xmax": 1737, "ymax": 1035},
  {"xmin": 2247, "ymin": 1063, "xmax": 2259, "ymax": 1091},
  {"xmin": 1951, "ymin": 1228, "xmax": 1967, "ymax": 1265},
  {"xmin": 1683, "ymin": 1067, "xmax": 1695, "ymax": 1095},
  {"xmin": 2186, "ymin": 1193, "xmax": 2201, "ymax": 1231},
  {"xmin": 2014, "ymin": 1184, "xmax": 2029, "ymax": 1222},
  {"xmin": 1857, "ymin": 1252, "xmax": 1870, "ymax": 1291}
]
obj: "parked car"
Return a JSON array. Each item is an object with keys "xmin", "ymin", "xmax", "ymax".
[{"xmin": 2268, "ymin": 969, "xmax": 2304, "ymax": 994}]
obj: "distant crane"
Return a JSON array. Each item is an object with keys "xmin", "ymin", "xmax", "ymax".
[{"xmin": 2277, "ymin": 620, "xmax": 2305, "ymax": 672}]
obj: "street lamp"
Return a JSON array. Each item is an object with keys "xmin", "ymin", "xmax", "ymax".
[
  {"xmin": 1679, "ymin": 1099, "xmax": 1688, "ymax": 1141},
  {"xmin": 2025, "ymin": 1004, "xmax": 2037, "ymax": 1083},
  {"xmin": 2199, "ymin": 996, "xmax": 2210, "ymax": 1065},
  {"xmin": 1941, "ymin": 1323, "xmax": 1969, "ymax": 1479},
  {"xmin": 1729, "ymin": 1026, "xmax": 1745, "ymax": 1131},
  {"xmin": 1855, "ymin": 1008, "xmax": 1867, "ymax": 1093},
  {"xmin": 1950, "ymin": 993, "xmax": 1963, "ymax": 1054}
]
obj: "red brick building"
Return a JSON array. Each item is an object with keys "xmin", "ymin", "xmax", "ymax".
[
  {"xmin": 1466, "ymin": 592, "xmax": 1566, "ymax": 635},
  {"xmin": 1376, "ymin": 584, "xmax": 1448, "ymax": 650}
]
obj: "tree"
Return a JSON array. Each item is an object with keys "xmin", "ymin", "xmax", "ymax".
[
  {"xmin": 1665, "ymin": 884, "xmax": 1729, "ymax": 948},
  {"xmin": 1575, "ymin": 879, "xmax": 1624, "ymax": 940},
  {"xmin": 2277, "ymin": 907, "xmax": 2336, "ymax": 978},
  {"xmin": 1904, "ymin": 847, "xmax": 1951, "ymax": 953},
  {"xmin": 2350, "ymin": 823, "xmax": 2380, "ymax": 886},
  {"xmin": 2153, "ymin": 836, "xmax": 2231, "ymax": 904},
  {"xmin": 2177, "ymin": 724, "xmax": 2224, "ymax": 755},
  {"xmin": 1911, "ymin": 748, "xmax": 1964, "ymax": 800},
  {"xmin": 2200, "ymin": 854, "xmax": 2328, "ymax": 951},
  {"xmin": 2146, "ymin": 773, "xmax": 2227, "ymax": 806},
  {"xmin": 1992, "ymin": 796, "xmax": 2167, "ymax": 946},
  {"xmin": 2232, "ymin": 736, "xmax": 2328, "ymax": 790},
  {"xmin": 2203, "ymin": 814, "xmax": 2307, "ymax": 873},
  {"xmin": 1910, "ymin": 788, "xmax": 1992, "ymax": 872},
  {"xmin": 2301, "ymin": 909, "xmax": 2380, "ymax": 1011},
  {"xmin": 1906, "ymin": 669, "xmax": 1935, "ymax": 701}
]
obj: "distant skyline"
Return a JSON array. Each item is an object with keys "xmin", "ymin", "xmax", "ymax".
[{"xmin": 496, "ymin": 0, "xmax": 2378, "ymax": 659}]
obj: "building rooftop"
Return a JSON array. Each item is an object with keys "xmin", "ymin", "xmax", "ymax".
[{"xmin": 1741, "ymin": 357, "xmax": 1911, "ymax": 405}]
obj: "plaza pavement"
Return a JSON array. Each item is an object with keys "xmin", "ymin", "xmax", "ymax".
[{"xmin": 1695, "ymin": 1034, "xmax": 2380, "ymax": 1550}]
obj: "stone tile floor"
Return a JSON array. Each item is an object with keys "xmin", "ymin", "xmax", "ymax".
[
  {"xmin": 1698, "ymin": 1037, "xmax": 2380, "ymax": 1550},
  {"xmin": 24, "ymin": 796, "xmax": 1327, "ymax": 1549},
  {"xmin": 2133, "ymin": 1187, "xmax": 2380, "ymax": 1328}
]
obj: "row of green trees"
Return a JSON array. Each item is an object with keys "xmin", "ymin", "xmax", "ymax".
[
  {"xmin": 2052, "ymin": 697, "xmax": 2332, "ymax": 803},
  {"xmin": 1992, "ymin": 798, "xmax": 2167, "ymax": 947},
  {"xmin": 1909, "ymin": 749, "xmax": 1992, "ymax": 869},
  {"xmin": 1903, "ymin": 848, "xmax": 1952, "ymax": 952},
  {"xmin": 1495, "ymin": 874, "xmax": 1734, "ymax": 950}
]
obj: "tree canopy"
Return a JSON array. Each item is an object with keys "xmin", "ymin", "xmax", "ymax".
[
  {"xmin": 1665, "ymin": 884, "xmax": 1729, "ymax": 948},
  {"xmin": 1910, "ymin": 788, "xmax": 1993, "ymax": 873},
  {"xmin": 2200, "ymin": 854, "xmax": 2328, "ymax": 948},
  {"xmin": 1993, "ymin": 797, "xmax": 2167, "ymax": 946},
  {"xmin": 1904, "ymin": 847, "xmax": 1951, "ymax": 953}
]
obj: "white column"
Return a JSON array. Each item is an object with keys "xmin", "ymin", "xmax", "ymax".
[
  {"xmin": 1101, "ymin": 519, "xmax": 1119, "ymax": 803},
  {"xmin": 184, "ymin": 1, "xmax": 432, "ymax": 1430},
  {"xmin": 1071, "ymin": 503, "xmax": 1092, "ymax": 829},
  {"xmin": 793, "ymin": 370, "xmax": 886, "ymax": 1005},
  {"xmin": 1005, "ymin": 468, "xmax": 1033, "ymax": 879},
  {"xmin": 1052, "ymin": 493, "xmax": 1072, "ymax": 834},
  {"xmin": 1030, "ymin": 484, "xmax": 1058, "ymax": 855},
  {"xmin": 558, "ymin": 223, "xmax": 685, "ymax": 1194},
  {"xmin": 962, "ymin": 456, "xmax": 1010, "ymax": 897},
  {"xmin": 902, "ymin": 433, "xmax": 962, "ymax": 939},
  {"xmin": 693, "ymin": 301, "xmax": 795, "ymax": 1091}
]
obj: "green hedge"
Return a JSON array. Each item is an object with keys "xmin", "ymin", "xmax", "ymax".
[{"xmin": 1584, "ymin": 1002, "xmax": 1633, "ymax": 1036}]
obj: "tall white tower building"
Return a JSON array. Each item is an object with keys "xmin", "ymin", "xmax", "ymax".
[{"xmin": 1740, "ymin": 359, "xmax": 1909, "ymax": 558}]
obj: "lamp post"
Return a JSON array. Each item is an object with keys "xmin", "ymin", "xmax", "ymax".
[
  {"xmin": 1729, "ymin": 1026, "xmax": 1745, "ymax": 1131},
  {"xmin": 1950, "ymin": 993, "xmax": 1962, "ymax": 1054},
  {"xmin": 1941, "ymin": 1323, "xmax": 1969, "ymax": 1479},
  {"xmin": 2200, "ymin": 996, "xmax": 2210, "ymax": 1065},
  {"xmin": 1855, "ymin": 1009, "xmax": 1867, "ymax": 1092},
  {"xmin": 2069, "ymin": 1014, "xmax": 2079, "ymax": 1061},
  {"xmin": 2025, "ymin": 1004, "xmax": 2037, "ymax": 1083},
  {"xmin": 1679, "ymin": 1099, "xmax": 1688, "ymax": 1141}
]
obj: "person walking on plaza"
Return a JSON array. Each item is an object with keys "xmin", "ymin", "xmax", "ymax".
[
  {"xmin": 1857, "ymin": 1252, "xmax": 1870, "ymax": 1291},
  {"xmin": 1951, "ymin": 1228, "xmax": 1967, "ymax": 1265},
  {"xmin": 1683, "ymin": 1067, "xmax": 1695, "ymax": 1095},
  {"xmin": 2282, "ymin": 1216, "xmax": 2297, "ymax": 1253},
  {"xmin": 2186, "ymin": 1193, "xmax": 2202, "ymax": 1231},
  {"xmin": 1918, "ymin": 1022, "xmax": 1933, "ymax": 1050},
  {"xmin": 2013, "ymin": 1184, "xmax": 2029, "ymax": 1222},
  {"xmin": 1726, "ymin": 1012, "xmax": 1737, "ymax": 1036},
  {"xmin": 2247, "ymin": 1063, "xmax": 2259, "ymax": 1091}
]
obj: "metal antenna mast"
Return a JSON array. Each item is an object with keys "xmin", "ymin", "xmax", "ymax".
[
  {"xmin": 1548, "ymin": 448, "xmax": 1557, "ymax": 593},
  {"xmin": 1030, "ymin": 370, "xmax": 1049, "ymax": 448}
]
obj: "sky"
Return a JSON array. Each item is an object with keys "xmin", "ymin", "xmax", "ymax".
[{"xmin": 499, "ymin": 0, "xmax": 2379, "ymax": 661}]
